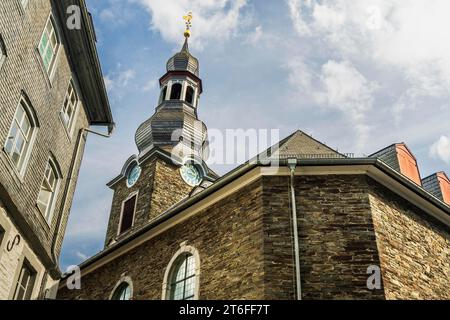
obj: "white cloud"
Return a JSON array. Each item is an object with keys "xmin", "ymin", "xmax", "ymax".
[
  {"xmin": 135, "ymin": 0, "xmax": 248, "ymax": 49},
  {"xmin": 246, "ymin": 25, "xmax": 262, "ymax": 44},
  {"xmin": 288, "ymin": 59, "xmax": 377, "ymax": 148},
  {"xmin": 104, "ymin": 69, "xmax": 136, "ymax": 91},
  {"xmin": 143, "ymin": 79, "xmax": 157, "ymax": 92},
  {"xmin": 75, "ymin": 251, "xmax": 88, "ymax": 261},
  {"xmin": 287, "ymin": 0, "xmax": 450, "ymax": 100},
  {"xmin": 430, "ymin": 136, "xmax": 450, "ymax": 164}
]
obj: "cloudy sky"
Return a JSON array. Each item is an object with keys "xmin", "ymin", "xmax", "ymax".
[{"xmin": 60, "ymin": 0, "xmax": 450, "ymax": 269}]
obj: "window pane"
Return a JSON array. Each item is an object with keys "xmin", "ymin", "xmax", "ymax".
[
  {"xmin": 39, "ymin": 33, "xmax": 48, "ymax": 55},
  {"xmin": 184, "ymin": 276, "xmax": 195, "ymax": 298},
  {"xmin": 5, "ymin": 124, "xmax": 18, "ymax": 154},
  {"xmin": 12, "ymin": 136, "xmax": 25, "ymax": 165},
  {"xmin": 185, "ymin": 255, "xmax": 195, "ymax": 277},
  {"xmin": 175, "ymin": 260, "xmax": 186, "ymax": 281},
  {"xmin": 172, "ymin": 281, "xmax": 185, "ymax": 300}
]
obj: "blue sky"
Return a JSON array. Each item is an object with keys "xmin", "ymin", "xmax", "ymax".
[{"xmin": 59, "ymin": 0, "xmax": 450, "ymax": 269}]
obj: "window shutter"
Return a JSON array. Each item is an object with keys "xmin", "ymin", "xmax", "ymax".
[{"xmin": 120, "ymin": 196, "xmax": 136, "ymax": 234}]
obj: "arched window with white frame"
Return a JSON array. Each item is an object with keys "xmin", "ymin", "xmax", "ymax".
[
  {"xmin": 4, "ymin": 95, "xmax": 39, "ymax": 175},
  {"xmin": 110, "ymin": 277, "xmax": 133, "ymax": 300},
  {"xmin": 163, "ymin": 244, "xmax": 200, "ymax": 300}
]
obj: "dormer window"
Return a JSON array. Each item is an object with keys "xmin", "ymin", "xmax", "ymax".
[
  {"xmin": 170, "ymin": 83, "xmax": 182, "ymax": 100},
  {"xmin": 185, "ymin": 86, "xmax": 194, "ymax": 105}
]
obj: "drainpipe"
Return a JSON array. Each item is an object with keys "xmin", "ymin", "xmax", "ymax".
[
  {"xmin": 46, "ymin": 123, "xmax": 115, "ymax": 297},
  {"xmin": 287, "ymin": 158, "xmax": 302, "ymax": 300}
]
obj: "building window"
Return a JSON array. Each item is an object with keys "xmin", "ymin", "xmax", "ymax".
[
  {"xmin": 38, "ymin": 16, "xmax": 59, "ymax": 74},
  {"xmin": 13, "ymin": 260, "xmax": 36, "ymax": 300},
  {"xmin": 159, "ymin": 86, "xmax": 167, "ymax": 104},
  {"xmin": 170, "ymin": 83, "xmax": 182, "ymax": 100},
  {"xmin": 185, "ymin": 86, "xmax": 194, "ymax": 105},
  {"xmin": 37, "ymin": 160, "xmax": 60, "ymax": 223},
  {"xmin": 61, "ymin": 81, "xmax": 78, "ymax": 131},
  {"xmin": 118, "ymin": 194, "xmax": 137, "ymax": 235},
  {"xmin": 4, "ymin": 98, "xmax": 37, "ymax": 174},
  {"xmin": 169, "ymin": 253, "xmax": 196, "ymax": 300},
  {"xmin": 0, "ymin": 34, "xmax": 6, "ymax": 70},
  {"xmin": 111, "ymin": 282, "xmax": 132, "ymax": 300}
]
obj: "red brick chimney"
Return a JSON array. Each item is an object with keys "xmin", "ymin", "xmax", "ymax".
[
  {"xmin": 422, "ymin": 172, "xmax": 450, "ymax": 205},
  {"xmin": 371, "ymin": 143, "xmax": 422, "ymax": 185}
]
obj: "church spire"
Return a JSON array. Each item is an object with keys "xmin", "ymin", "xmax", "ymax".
[{"xmin": 134, "ymin": 11, "xmax": 208, "ymax": 160}]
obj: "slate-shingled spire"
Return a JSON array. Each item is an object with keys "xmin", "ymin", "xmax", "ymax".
[{"xmin": 134, "ymin": 12, "xmax": 208, "ymax": 160}]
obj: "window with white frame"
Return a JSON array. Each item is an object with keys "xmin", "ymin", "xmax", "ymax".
[
  {"xmin": 4, "ymin": 99, "xmax": 36, "ymax": 173},
  {"xmin": 13, "ymin": 260, "xmax": 36, "ymax": 300},
  {"xmin": 169, "ymin": 253, "xmax": 197, "ymax": 300},
  {"xmin": 61, "ymin": 81, "xmax": 78, "ymax": 131},
  {"xmin": 111, "ymin": 282, "xmax": 132, "ymax": 300},
  {"xmin": 37, "ymin": 160, "xmax": 59, "ymax": 223},
  {"xmin": 38, "ymin": 16, "xmax": 59, "ymax": 74}
]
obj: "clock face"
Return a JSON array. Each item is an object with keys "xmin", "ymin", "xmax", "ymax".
[
  {"xmin": 180, "ymin": 163, "xmax": 203, "ymax": 187},
  {"xmin": 126, "ymin": 164, "xmax": 141, "ymax": 188}
]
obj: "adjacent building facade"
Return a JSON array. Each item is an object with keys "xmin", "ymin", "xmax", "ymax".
[
  {"xmin": 0, "ymin": 0, "xmax": 113, "ymax": 299},
  {"xmin": 57, "ymin": 31, "xmax": 449, "ymax": 300}
]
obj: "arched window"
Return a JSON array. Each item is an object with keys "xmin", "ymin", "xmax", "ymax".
[
  {"xmin": 170, "ymin": 83, "xmax": 182, "ymax": 100},
  {"xmin": 159, "ymin": 86, "xmax": 167, "ymax": 104},
  {"xmin": 163, "ymin": 245, "xmax": 200, "ymax": 300},
  {"xmin": 185, "ymin": 86, "xmax": 195, "ymax": 105},
  {"xmin": 4, "ymin": 96, "xmax": 38, "ymax": 175},
  {"xmin": 111, "ymin": 282, "xmax": 132, "ymax": 300}
]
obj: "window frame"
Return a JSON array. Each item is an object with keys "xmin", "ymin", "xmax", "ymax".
[
  {"xmin": 60, "ymin": 80, "xmax": 79, "ymax": 136},
  {"xmin": 36, "ymin": 158, "xmax": 61, "ymax": 224},
  {"xmin": 109, "ymin": 276, "xmax": 134, "ymax": 301},
  {"xmin": 3, "ymin": 95, "xmax": 39, "ymax": 178},
  {"xmin": 117, "ymin": 192, "xmax": 138, "ymax": 236},
  {"xmin": 185, "ymin": 86, "xmax": 195, "ymax": 105},
  {"xmin": 162, "ymin": 244, "xmax": 200, "ymax": 300},
  {"xmin": 38, "ymin": 14, "xmax": 60, "ymax": 77},
  {"xmin": 169, "ymin": 82, "xmax": 183, "ymax": 100},
  {"xmin": 12, "ymin": 259, "xmax": 37, "ymax": 300}
]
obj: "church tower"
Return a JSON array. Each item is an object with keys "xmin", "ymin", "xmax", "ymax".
[{"xmin": 104, "ymin": 13, "xmax": 217, "ymax": 247}]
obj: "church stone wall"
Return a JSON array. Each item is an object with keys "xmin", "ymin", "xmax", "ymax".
[
  {"xmin": 58, "ymin": 179, "xmax": 265, "ymax": 300},
  {"xmin": 263, "ymin": 175, "xmax": 385, "ymax": 300},
  {"xmin": 104, "ymin": 156, "xmax": 193, "ymax": 247},
  {"xmin": 58, "ymin": 173, "xmax": 449, "ymax": 300},
  {"xmin": 368, "ymin": 178, "xmax": 450, "ymax": 299}
]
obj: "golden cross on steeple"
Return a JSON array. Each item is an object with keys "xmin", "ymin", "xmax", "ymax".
[{"xmin": 183, "ymin": 11, "xmax": 193, "ymax": 38}]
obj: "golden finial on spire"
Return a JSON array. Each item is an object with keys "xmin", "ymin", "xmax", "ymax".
[{"xmin": 183, "ymin": 11, "xmax": 193, "ymax": 38}]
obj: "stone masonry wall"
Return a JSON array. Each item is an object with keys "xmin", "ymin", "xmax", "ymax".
[
  {"xmin": 104, "ymin": 156, "xmax": 193, "ymax": 247},
  {"xmin": 263, "ymin": 175, "xmax": 385, "ymax": 300},
  {"xmin": 368, "ymin": 178, "xmax": 450, "ymax": 299},
  {"xmin": 58, "ymin": 179, "xmax": 265, "ymax": 300}
]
